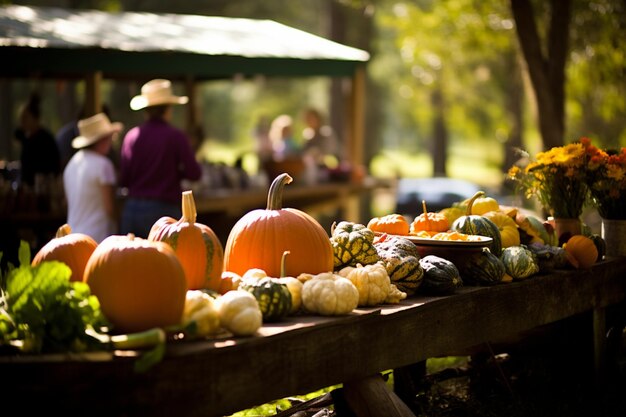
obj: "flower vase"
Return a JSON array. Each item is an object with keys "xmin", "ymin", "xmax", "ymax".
[
  {"xmin": 553, "ymin": 218, "xmax": 582, "ymax": 245},
  {"xmin": 601, "ymin": 219, "xmax": 626, "ymax": 258}
]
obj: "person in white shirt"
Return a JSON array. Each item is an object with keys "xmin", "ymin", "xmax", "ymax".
[{"xmin": 63, "ymin": 113, "xmax": 122, "ymax": 243}]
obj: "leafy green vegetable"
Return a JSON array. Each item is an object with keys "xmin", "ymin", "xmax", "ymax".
[{"xmin": 1, "ymin": 241, "xmax": 106, "ymax": 353}]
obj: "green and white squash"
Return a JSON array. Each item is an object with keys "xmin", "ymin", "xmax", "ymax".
[
  {"xmin": 330, "ymin": 221, "xmax": 380, "ymax": 269},
  {"xmin": 373, "ymin": 234, "xmax": 423, "ymax": 295},
  {"xmin": 240, "ymin": 277, "xmax": 292, "ymax": 321},
  {"xmin": 500, "ymin": 246, "xmax": 539, "ymax": 280},
  {"xmin": 459, "ymin": 248, "xmax": 506, "ymax": 286},
  {"xmin": 452, "ymin": 191, "xmax": 503, "ymax": 256}
]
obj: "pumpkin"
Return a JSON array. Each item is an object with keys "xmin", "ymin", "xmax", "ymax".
[
  {"xmin": 148, "ymin": 190, "xmax": 224, "ymax": 291},
  {"xmin": 410, "ymin": 200, "xmax": 450, "ymax": 234},
  {"xmin": 451, "ymin": 191, "xmax": 502, "ymax": 256},
  {"xmin": 83, "ymin": 234, "xmax": 187, "ymax": 333},
  {"xmin": 418, "ymin": 255, "xmax": 462, "ymax": 295},
  {"xmin": 373, "ymin": 234, "xmax": 424, "ymax": 295},
  {"xmin": 482, "ymin": 210, "xmax": 520, "ymax": 248},
  {"xmin": 223, "ymin": 173, "xmax": 333, "ymax": 278},
  {"xmin": 459, "ymin": 247, "xmax": 506, "ymax": 286},
  {"xmin": 500, "ymin": 246, "xmax": 540, "ymax": 280},
  {"xmin": 240, "ymin": 277, "xmax": 292, "ymax": 321},
  {"xmin": 219, "ymin": 271, "xmax": 243, "ymax": 295},
  {"xmin": 564, "ymin": 235, "xmax": 599, "ymax": 269},
  {"xmin": 367, "ymin": 214, "xmax": 410, "ymax": 236},
  {"xmin": 331, "ymin": 221, "xmax": 380, "ymax": 269},
  {"xmin": 31, "ymin": 223, "xmax": 98, "ymax": 282}
]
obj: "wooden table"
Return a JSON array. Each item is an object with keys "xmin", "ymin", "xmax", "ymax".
[{"xmin": 2, "ymin": 258, "xmax": 625, "ymax": 417}]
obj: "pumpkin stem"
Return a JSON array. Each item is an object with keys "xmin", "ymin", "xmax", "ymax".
[
  {"xmin": 56, "ymin": 223, "xmax": 72, "ymax": 238},
  {"xmin": 466, "ymin": 191, "xmax": 485, "ymax": 216},
  {"xmin": 267, "ymin": 173, "xmax": 293, "ymax": 210},
  {"xmin": 280, "ymin": 250, "xmax": 290, "ymax": 277},
  {"xmin": 127, "ymin": 233, "xmax": 135, "ymax": 241},
  {"xmin": 181, "ymin": 190, "xmax": 197, "ymax": 225},
  {"xmin": 421, "ymin": 200, "xmax": 430, "ymax": 231}
]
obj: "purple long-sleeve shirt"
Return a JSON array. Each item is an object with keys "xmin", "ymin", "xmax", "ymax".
[{"xmin": 120, "ymin": 119, "xmax": 202, "ymax": 204}]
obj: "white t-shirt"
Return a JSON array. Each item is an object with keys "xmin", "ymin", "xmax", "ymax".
[{"xmin": 63, "ymin": 150, "xmax": 117, "ymax": 243}]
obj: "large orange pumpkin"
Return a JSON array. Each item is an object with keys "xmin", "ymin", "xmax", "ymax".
[
  {"xmin": 84, "ymin": 234, "xmax": 187, "ymax": 333},
  {"xmin": 148, "ymin": 190, "xmax": 224, "ymax": 291},
  {"xmin": 223, "ymin": 173, "xmax": 333, "ymax": 277},
  {"xmin": 31, "ymin": 224, "xmax": 98, "ymax": 282}
]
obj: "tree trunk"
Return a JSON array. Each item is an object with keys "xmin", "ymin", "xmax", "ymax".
[
  {"xmin": 503, "ymin": 50, "xmax": 525, "ymax": 174},
  {"xmin": 510, "ymin": 0, "xmax": 571, "ymax": 150},
  {"xmin": 431, "ymin": 87, "xmax": 448, "ymax": 177}
]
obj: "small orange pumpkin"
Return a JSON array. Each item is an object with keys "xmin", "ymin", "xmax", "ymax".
[
  {"xmin": 367, "ymin": 214, "xmax": 409, "ymax": 235},
  {"xmin": 564, "ymin": 235, "xmax": 598, "ymax": 269},
  {"xmin": 223, "ymin": 173, "xmax": 333, "ymax": 278},
  {"xmin": 84, "ymin": 234, "xmax": 187, "ymax": 333},
  {"xmin": 149, "ymin": 190, "xmax": 224, "ymax": 291},
  {"xmin": 410, "ymin": 201, "xmax": 450, "ymax": 234},
  {"xmin": 31, "ymin": 224, "xmax": 98, "ymax": 282}
]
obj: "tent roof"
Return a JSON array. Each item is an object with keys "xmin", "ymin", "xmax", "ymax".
[{"xmin": 0, "ymin": 5, "xmax": 370, "ymax": 80}]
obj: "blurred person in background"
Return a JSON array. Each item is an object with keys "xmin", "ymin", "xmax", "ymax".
[
  {"xmin": 119, "ymin": 79, "xmax": 202, "ymax": 238},
  {"xmin": 13, "ymin": 92, "xmax": 61, "ymax": 187},
  {"xmin": 63, "ymin": 113, "xmax": 122, "ymax": 243},
  {"xmin": 269, "ymin": 114, "xmax": 301, "ymax": 160},
  {"xmin": 301, "ymin": 108, "xmax": 340, "ymax": 166}
]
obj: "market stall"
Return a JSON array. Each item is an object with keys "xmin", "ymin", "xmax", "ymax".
[{"xmin": 2, "ymin": 258, "xmax": 625, "ymax": 416}]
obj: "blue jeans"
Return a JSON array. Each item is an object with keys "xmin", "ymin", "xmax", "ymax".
[{"xmin": 120, "ymin": 198, "xmax": 181, "ymax": 239}]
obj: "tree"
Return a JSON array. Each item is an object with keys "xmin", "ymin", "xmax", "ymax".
[{"xmin": 510, "ymin": 0, "xmax": 571, "ymax": 150}]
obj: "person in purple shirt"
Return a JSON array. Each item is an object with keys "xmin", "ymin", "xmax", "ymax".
[{"xmin": 120, "ymin": 79, "xmax": 202, "ymax": 238}]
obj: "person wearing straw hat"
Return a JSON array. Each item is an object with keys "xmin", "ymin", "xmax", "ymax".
[
  {"xmin": 63, "ymin": 112, "xmax": 123, "ymax": 243},
  {"xmin": 119, "ymin": 79, "xmax": 202, "ymax": 238}
]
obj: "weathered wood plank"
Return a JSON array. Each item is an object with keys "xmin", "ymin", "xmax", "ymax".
[{"xmin": 1, "ymin": 259, "xmax": 625, "ymax": 417}]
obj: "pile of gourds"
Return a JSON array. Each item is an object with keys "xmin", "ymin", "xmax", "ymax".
[{"xmin": 28, "ymin": 175, "xmax": 606, "ymax": 345}]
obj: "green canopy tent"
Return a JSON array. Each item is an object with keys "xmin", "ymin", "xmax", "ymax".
[{"xmin": 0, "ymin": 4, "xmax": 369, "ymax": 168}]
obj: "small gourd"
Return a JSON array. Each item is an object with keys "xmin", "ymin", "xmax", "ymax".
[
  {"xmin": 482, "ymin": 210, "xmax": 520, "ymax": 248},
  {"xmin": 239, "ymin": 277, "xmax": 292, "ymax": 322},
  {"xmin": 215, "ymin": 290, "xmax": 263, "ymax": 336},
  {"xmin": 500, "ymin": 246, "xmax": 540, "ymax": 280},
  {"xmin": 418, "ymin": 255, "xmax": 463, "ymax": 295},
  {"xmin": 330, "ymin": 221, "xmax": 380, "ymax": 269},
  {"xmin": 410, "ymin": 200, "xmax": 450, "ymax": 234},
  {"xmin": 469, "ymin": 194, "xmax": 500, "ymax": 215},
  {"xmin": 452, "ymin": 191, "xmax": 503, "ymax": 256},
  {"xmin": 373, "ymin": 234, "xmax": 424, "ymax": 295},
  {"xmin": 459, "ymin": 247, "xmax": 506, "ymax": 286},
  {"xmin": 564, "ymin": 235, "xmax": 599, "ymax": 269},
  {"xmin": 367, "ymin": 214, "xmax": 410, "ymax": 236},
  {"xmin": 301, "ymin": 272, "xmax": 359, "ymax": 316}
]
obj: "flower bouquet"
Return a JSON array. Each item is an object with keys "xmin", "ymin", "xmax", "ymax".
[
  {"xmin": 507, "ymin": 141, "xmax": 589, "ymax": 219},
  {"xmin": 581, "ymin": 137, "xmax": 626, "ymax": 220}
]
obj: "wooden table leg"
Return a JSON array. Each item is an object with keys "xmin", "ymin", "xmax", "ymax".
[
  {"xmin": 593, "ymin": 306, "xmax": 607, "ymax": 386},
  {"xmin": 342, "ymin": 374, "xmax": 417, "ymax": 417}
]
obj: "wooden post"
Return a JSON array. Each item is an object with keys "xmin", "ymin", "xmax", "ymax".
[
  {"xmin": 593, "ymin": 306, "xmax": 607, "ymax": 386},
  {"xmin": 84, "ymin": 71, "xmax": 102, "ymax": 117},
  {"xmin": 348, "ymin": 64, "xmax": 366, "ymax": 172}
]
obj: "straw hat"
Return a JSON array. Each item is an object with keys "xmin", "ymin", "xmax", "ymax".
[
  {"xmin": 72, "ymin": 113, "xmax": 123, "ymax": 149},
  {"xmin": 130, "ymin": 79, "xmax": 188, "ymax": 111}
]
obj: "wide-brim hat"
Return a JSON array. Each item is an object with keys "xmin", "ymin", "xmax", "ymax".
[
  {"xmin": 72, "ymin": 113, "xmax": 123, "ymax": 149},
  {"xmin": 130, "ymin": 79, "xmax": 188, "ymax": 111}
]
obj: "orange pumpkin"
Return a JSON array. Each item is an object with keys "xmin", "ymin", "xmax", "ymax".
[
  {"xmin": 410, "ymin": 200, "xmax": 450, "ymax": 234},
  {"xmin": 84, "ymin": 234, "xmax": 187, "ymax": 333},
  {"xmin": 367, "ymin": 214, "xmax": 409, "ymax": 235},
  {"xmin": 223, "ymin": 173, "xmax": 333, "ymax": 278},
  {"xmin": 564, "ymin": 235, "xmax": 598, "ymax": 269},
  {"xmin": 482, "ymin": 210, "xmax": 520, "ymax": 248},
  {"xmin": 31, "ymin": 224, "xmax": 98, "ymax": 282},
  {"xmin": 148, "ymin": 190, "xmax": 224, "ymax": 291}
]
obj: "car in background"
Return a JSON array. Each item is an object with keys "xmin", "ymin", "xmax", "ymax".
[{"xmin": 395, "ymin": 177, "xmax": 481, "ymax": 217}]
